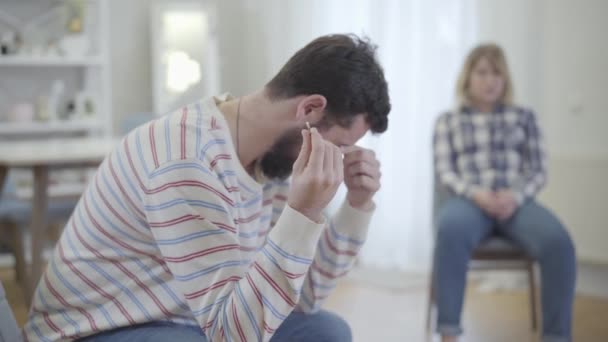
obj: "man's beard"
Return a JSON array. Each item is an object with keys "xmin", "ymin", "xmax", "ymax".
[{"xmin": 259, "ymin": 127, "xmax": 303, "ymax": 181}]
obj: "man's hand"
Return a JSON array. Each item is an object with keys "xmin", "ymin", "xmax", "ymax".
[
  {"xmin": 342, "ymin": 146, "xmax": 381, "ymax": 211},
  {"xmin": 495, "ymin": 189, "xmax": 518, "ymax": 221},
  {"xmin": 472, "ymin": 190, "xmax": 501, "ymax": 217},
  {"xmin": 288, "ymin": 128, "xmax": 343, "ymax": 223}
]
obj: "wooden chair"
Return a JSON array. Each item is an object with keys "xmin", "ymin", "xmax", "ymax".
[
  {"xmin": 0, "ymin": 171, "xmax": 77, "ymax": 303},
  {"xmin": 0, "ymin": 281, "xmax": 21, "ymax": 342},
  {"xmin": 426, "ymin": 181, "xmax": 539, "ymax": 332}
]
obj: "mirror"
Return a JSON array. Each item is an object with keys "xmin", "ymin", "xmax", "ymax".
[{"xmin": 150, "ymin": 0, "xmax": 220, "ymax": 115}]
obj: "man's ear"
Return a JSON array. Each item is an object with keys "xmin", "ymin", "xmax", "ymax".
[{"xmin": 295, "ymin": 94, "xmax": 327, "ymax": 124}]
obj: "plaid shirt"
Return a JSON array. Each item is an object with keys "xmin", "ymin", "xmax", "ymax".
[{"xmin": 433, "ymin": 104, "xmax": 547, "ymax": 204}]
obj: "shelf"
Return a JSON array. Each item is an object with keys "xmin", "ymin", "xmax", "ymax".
[
  {"xmin": 0, "ymin": 120, "xmax": 103, "ymax": 135},
  {"xmin": 15, "ymin": 182, "xmax": 87, "ymax": 200},
  {"xmin": 0, "ymin": 0, "xmax": 112, "ymax": 138},
  {"xmin": 0, "ymin": 55, "xmax": 104, "ymax": 67}
]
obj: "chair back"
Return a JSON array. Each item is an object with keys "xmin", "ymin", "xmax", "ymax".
[
  {"xmin": 0, "ymin": 282, "xmax": 21, "ymax": 342},
  {"xmin": 0, "ymin": 174, "xmax": 18, "ymax": 200}
]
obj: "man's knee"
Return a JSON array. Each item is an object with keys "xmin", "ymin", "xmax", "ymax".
[
  {"xmin": 274, "ymin": 310, "xmax": 352, "ymax": 342},
  {"xmin": 309, "ymin": 311, "xmax": 352, "ymax": 342}
]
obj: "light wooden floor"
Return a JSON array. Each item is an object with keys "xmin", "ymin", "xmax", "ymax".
[
  {"xmin": 324, "ymin": 278, "xmax": 608, "ymax": 342},
  {"xmin": 3, "ymin": 268, "xmax": 608, "ymax": 341}
]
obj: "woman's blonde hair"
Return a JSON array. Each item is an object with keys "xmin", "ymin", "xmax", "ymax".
[{"xmin": 455, "ymin": 43, "xmax": 514, "ymax": 107}]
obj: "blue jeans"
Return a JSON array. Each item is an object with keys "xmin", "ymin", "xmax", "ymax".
[
  {"xmin": 434, "ymin": 197, "xmax": 576, "ymax": 342},
  {"xmin": 79, "ymin": 310, "xmax": 351, "ymax": 342}
]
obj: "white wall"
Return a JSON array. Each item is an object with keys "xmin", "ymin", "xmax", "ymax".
[
  {"xmin": 539, "ymin": 0, "xmax": 608, "ymax": 263},
  {"xmin": 105, "ymin": 0, "xmax": 608, "ymax": 262},
  {"xmin": 108, "ymin": 0, "xmax": 153, "ymax": 134},
  {"xmin": 478, "ymin": 0, "xmax": 608, "ymax": 263},
  {"xmin": 476, "ymin": 0, "xmax": 543, "ymax": 112},
  {"xmin": 215, "ymin": 0, "xmax": 270, "ymax": 96},
  {"xmin": 540, "ymin": 0, "xmax": 608, "ymax": 158},
  {"xmin": 107, "ymin": 0, "xmax": 269, "ymax": 133},
  {"xmin": 108, "ymin": 0, "xmax": 608, "ymax": 152}
]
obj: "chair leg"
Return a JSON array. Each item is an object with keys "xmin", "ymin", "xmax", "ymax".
[
  {"xmin": 527, "ymin": 261, "xmax": 538, "ymax": 332},
  {"xmin": 426, "ymin": 270, "xmax": 435, "ymax": 332},
  {"xmin": 6, "ymin": 222, "xmax": 28, "ymax": 287}
]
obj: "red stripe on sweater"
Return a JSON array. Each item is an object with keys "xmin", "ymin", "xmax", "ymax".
[
  {"xmin": 149, "ymin": 214, "xmax": 203, "ymax": 228},
  {"xmin": 232, "ymin": 300, "xmax": 247, "ymax": 342},
  {"xmin": 38, "ymin": 309, "xmax": 65, "ymax": 339},
  {"xmin": 42, "ymin": 271, "xmax": 98, "ymax": 331},
  {"xmin": 323, "ymin": 229, "xmax": 358, "ymax": 256},
  {"xmin": 210, "ymin": 154, "xmax": 232, "ymax": 169},
  {"xmin": 94, "ymin": 178, "xmax": 143, "ymax": 234},
  {"xmin": 234, "ymin": 211, "xmax": 262, "ymax": 224},
  {"xmin": 57, "ymin": 243, "xmax": 136, "ymax": 325},
  {"xmin": 253, "ymin": 262, "xmax": 296, "ymax": 307},
  {"xmin": 71, "ymin": 220, "xmax": 175, "ymax": 318},
  {"xmin": 185, "ymin": 276, "xmax": 241, "ymax": 300},
  {"xmin": 107, "ymin": 156, "xmax": 146, "ymax": 219},
  {"xmin": 311, "ymin": 261, "xmax": 349, "ymax": 280},
  {"xmin": 245, "ymin": 273, "xmax": 263, "ymax": 306},
  {"xmin": 150, "ymin": 121, "xmax": 159, "ymax": 168},
  {"xmin": 145, "ymin": 180, "xmax": 234, "ymax": 206},
  {"xmin": 163, "ymin": 244, "xmax": 239, "ymax": 263},
  {"xmin": 82, "ymin": 196, "xmax": 168, "ymax": 268}
]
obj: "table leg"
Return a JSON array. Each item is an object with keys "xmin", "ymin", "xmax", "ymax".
[
  {"xmin": 29, "ymin": 165, "xmax": 49, "ymax": 301},
  {"xmin": 0, "ymin": 166, "xmax": 7, "ymax": 193}
]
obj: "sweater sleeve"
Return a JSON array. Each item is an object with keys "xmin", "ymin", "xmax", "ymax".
[
  {"xmin": 295, "ymin": 200, "xmax": 373, "ymax": 313},
  {"xmin": 265, "ymin": 182, "xmax": 374, "ymax": 313},
  {"xmin": 144, "ymin": 159, "xmax": 325, "ymax": 341}
]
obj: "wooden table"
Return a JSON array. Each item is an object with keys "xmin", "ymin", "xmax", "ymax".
[{"xmin": 0, "ymin": 137, "xmax": 117, "ymax": 298}]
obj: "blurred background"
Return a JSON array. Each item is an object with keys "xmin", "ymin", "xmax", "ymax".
[{"xmin": 0, "ymin": 0, "xmax": 606, "ymax": 340}]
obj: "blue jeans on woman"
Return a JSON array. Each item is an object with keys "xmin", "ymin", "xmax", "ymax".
[
  {"xmin": 434, "ymin": 197, "xmax": 576, "ymax": 342},
  {"xmin": 79, "ymin": 310, "xmax": 351, "ymax": 342}
]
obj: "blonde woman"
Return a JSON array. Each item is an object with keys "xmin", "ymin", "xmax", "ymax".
[{"xmin": 432, "ymin": 44, "xmax": 575, "ymax": 342}]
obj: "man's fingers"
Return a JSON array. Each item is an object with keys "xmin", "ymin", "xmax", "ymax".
[
  {"xmin": 347, "ymin": 161, "xmax": 381, "ymax": 178},
  {"xmin": 348, "ymin": 174, "xmax": 381, "ymax": 192},
  {"xmin": 343, "ymin": 149, "xmax": 378, "ymax": 167},
  {"xmin": 292, "ymin": 129, "xmax": 311, "ymax": 172},
  {"xmin": 333, "ymin": 145, "xmax": 344, "ymax": 183},
  {"xmin": 340, "ymin": 145, "xmax": 360, "ymax": 154},
  {"xmin": 323, "ymin": 141, "xmax": 334, "ymax": 178},
  {"xmin": 307, "ymin": 128, "xmax": 325, "ymax": 171}
]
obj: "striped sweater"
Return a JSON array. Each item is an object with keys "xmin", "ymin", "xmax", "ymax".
[{"xmin": 24, "ymin": 94, "xmax": 372, "ymax": 342}]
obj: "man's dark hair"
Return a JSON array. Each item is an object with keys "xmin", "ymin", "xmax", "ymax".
[{"xmin": 266, "ymin": 34, "xmax": 390, "ymax": 133}]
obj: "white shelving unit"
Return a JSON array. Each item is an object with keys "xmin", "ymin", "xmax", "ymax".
[
  {"xmin": 0, "ymin": 120, "xmax": 103, "ymax": 136},
  {"xmin": 0, "ymin": 0, "xmax": 112, "ymax": 138},
  {"xmin": 0, "ymin": 55, "xmax": 104, "ymax": 67},
  {"xmin": 0, "ymin": 0, "xmax": 111, "ymax": 198},
  {"xmin": 16, "ymin": 182, "xmax": 88, "ymax": 200}
]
